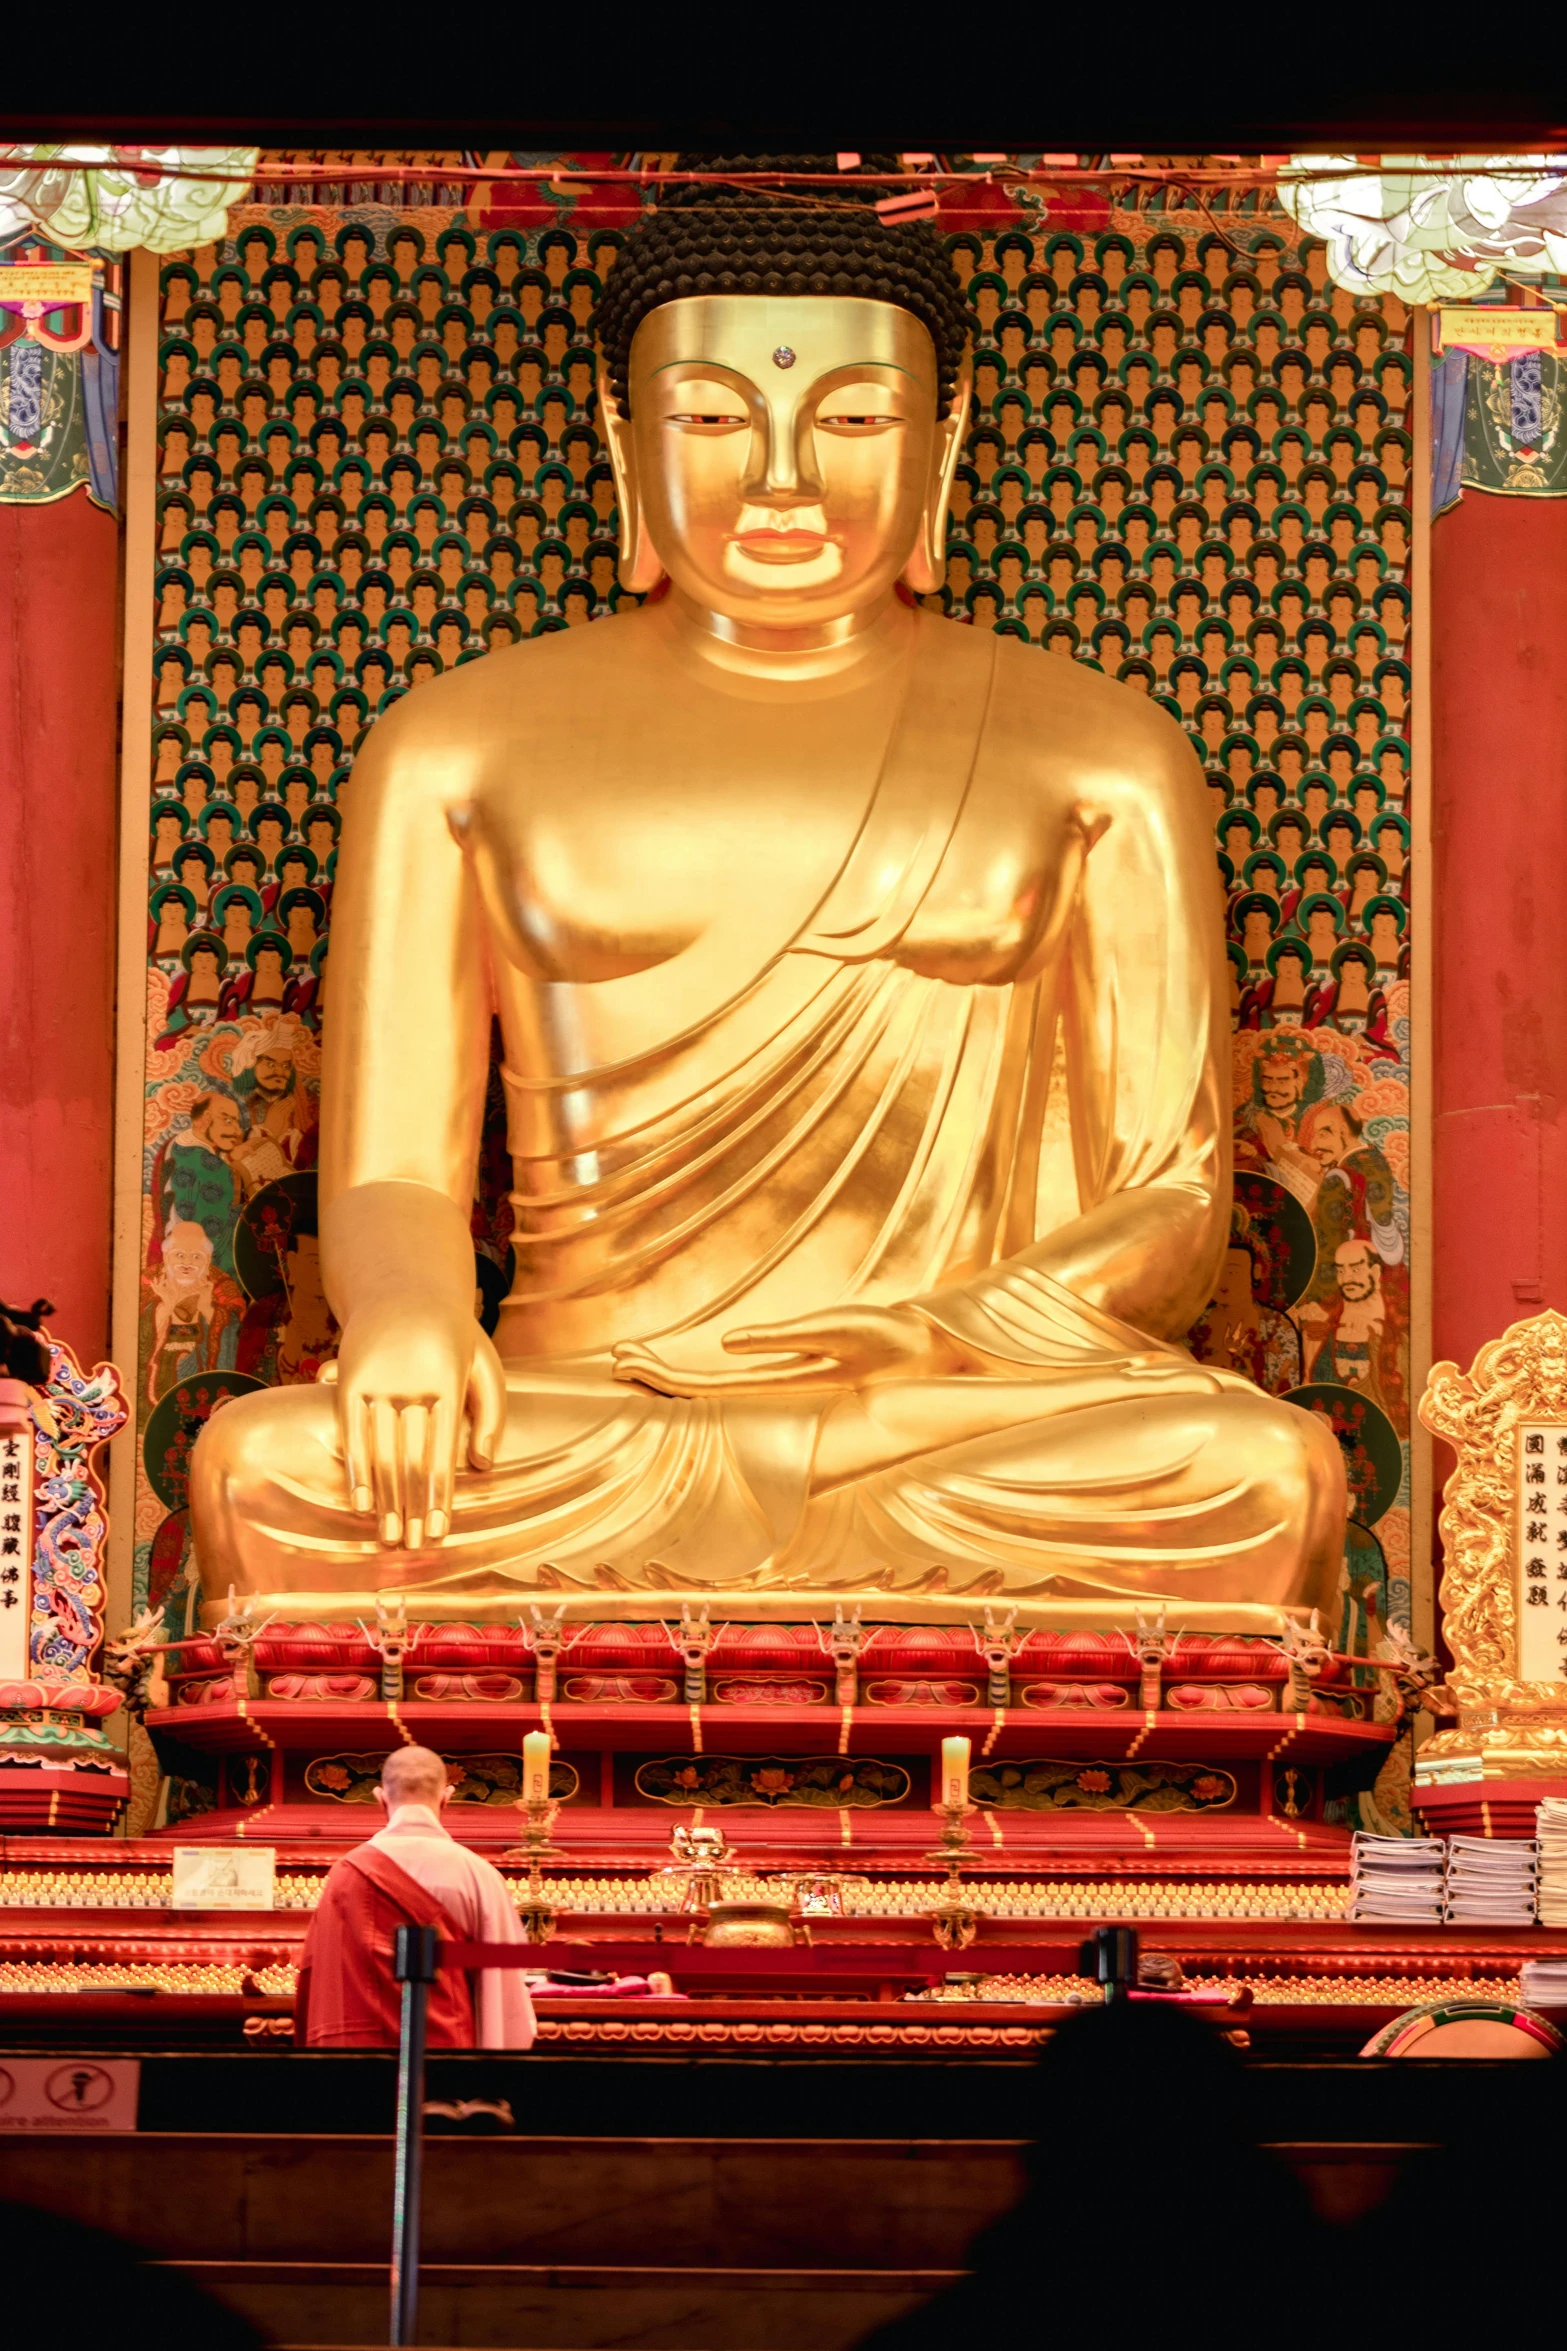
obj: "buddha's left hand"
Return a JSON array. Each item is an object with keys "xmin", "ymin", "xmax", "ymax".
[{"xmin": 613, "ymin": 1304, "xmax": 967, "ymax": 1398}]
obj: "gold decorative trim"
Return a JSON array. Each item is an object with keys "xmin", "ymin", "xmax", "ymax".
[
  {"xmin": 1419, "ymin": 1309, "xmax": 1567, "ymax": 1776},
  {"xmin": 632, "ymin": 1756, "xmax": 910, "ymax": 1808},
  {"xmin": 302, "ymin": 1751, "xmax": 579, "ymax": 1805},
  {"xmin": 972, "ymin": 1761, "xmax": 1236, "ymax": 1814},
  {"xmin": 532, "ymin": 2016, "xmax": 1052, "ymax": 2050}
]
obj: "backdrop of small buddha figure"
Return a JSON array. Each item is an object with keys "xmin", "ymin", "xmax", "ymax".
[{"xmin": 132, "ymin": 175, "xmax": 1413, "ymax": 1670}]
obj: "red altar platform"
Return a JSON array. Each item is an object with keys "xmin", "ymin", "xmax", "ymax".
[
  {"xmin": 139, "ymin": 1693, "xmax": 1388, "ymax": 1861},
  {"xmin": 4, "ymin": 1610, "xmax": 1546, "ymax": 2053},
  {"xmin": 135, "ymin": 1614, "xmax": 1395, "ymax": 1850},
  {"xmin": 1409, "ymin": 1778, "xmax": 1567, "ymax": 1840},
  {"xmin": 0, "ymin": 1837, "xmax": 1555, "ymax": 2057}
]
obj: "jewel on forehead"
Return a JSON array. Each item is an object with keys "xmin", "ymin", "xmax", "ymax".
[{"xmin": 771, "ymin": 346, "xmax": 796, "ymax": 370}]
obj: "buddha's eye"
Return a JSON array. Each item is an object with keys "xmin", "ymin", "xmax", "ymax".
[
  {"xmin": 668, "ymin": 410, "xmax": 747, "ymax": 430},
  {"xmin": 817, "ymin": 411, "xmax": 900, "ymax": 433}
]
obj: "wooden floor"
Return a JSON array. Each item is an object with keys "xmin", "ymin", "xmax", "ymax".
[{"xmin": 0, "ymin": 2128, "xmax": 1417, "ymax": 2348}]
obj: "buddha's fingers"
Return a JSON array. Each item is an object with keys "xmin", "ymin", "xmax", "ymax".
[
  {"xmin": 723, "ymin": 1315, "xmax": 873, "ymax": 1353},
  {"xmin": 343, "ymin": 1388, "xmax": 375, "ymax": 1518},
  {"xmin": 399, "ymin": 1402, "xmax": 431, "ymax": 1550},
  {"xmin": 613, "ymin": 1344, "xmax": 841, "ymax": 1397},
  {"xmin": 370, "ymin": 1397, "xmax": 402, "ymax": 1547},
  {"xmin": 426, "ymin": 1396, "xmax": 457, "ymax": 1543}
]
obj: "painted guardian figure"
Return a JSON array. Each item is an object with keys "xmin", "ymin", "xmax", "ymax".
[{"xmin": 190, "ymin": 169, "xmax": 1346, "ymax": 1626}]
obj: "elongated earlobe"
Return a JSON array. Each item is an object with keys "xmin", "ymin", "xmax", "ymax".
[
  {"xmin": 599, "ymin": 373, "xmax": 668, "ymax": 594},
  {"xmin": 901, "ymin": 361, "xmax": 972, "ymax": 597}
]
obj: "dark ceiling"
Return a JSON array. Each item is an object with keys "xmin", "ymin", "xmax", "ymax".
[{"xmin": 0, "ymin": 27, "xmax": 1563, "ymax": 152}]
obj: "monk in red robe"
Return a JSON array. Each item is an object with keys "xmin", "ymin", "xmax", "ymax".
[{"xmin": 294, "ymin": 1745, "xmax": 536, "ymax": 2049}]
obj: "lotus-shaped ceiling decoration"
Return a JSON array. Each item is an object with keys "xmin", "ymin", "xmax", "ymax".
[
  {"xmin": 0, "ymin": 145, "xmax": 257, "ymax": 254},
  {"xmin": 1279, "ymin": 155, "xmax": 1567, "ymax": 302}
]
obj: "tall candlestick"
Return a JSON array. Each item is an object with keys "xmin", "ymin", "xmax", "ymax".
[
  {"xmin": 523, "ymin": 1729, "xmax": 552, "ymax": 1803},
  {"xmin": 940, "ymin": 1735, "xmax": 970, "ymax": 1811}
]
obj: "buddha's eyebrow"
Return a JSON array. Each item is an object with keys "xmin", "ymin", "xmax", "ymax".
[
  {"xmin": 645, "ymin": 360, "xmax": 924, "ymax": 385},
  {"xmin": 646, "ymin": 360, "xmax": 749, "ymax": 380}
]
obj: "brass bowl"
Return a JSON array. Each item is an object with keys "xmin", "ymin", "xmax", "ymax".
[{"xmin": 699, "ymin": 1900, "xmax": 797, "ymax": 1949}]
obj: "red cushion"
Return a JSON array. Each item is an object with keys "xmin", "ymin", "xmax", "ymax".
[
  {"xmin": 167, "ymin": 1636, "xmax": 228, "ymax": 1676},
  {"xmin": 561, "ymin": 1623, "xmax": 680, "ymax": 1673},
  {"xmin": 266, "ymin": 1672, "xmax": 379, "ymax": 1702},
  {"xmin": 710, "ymin": 1675, "xmax": 831, "ymax": 1704},
  {"xmin": 560, "ymin": 1673, "xmax": 679, "ymax": 1702},
  {"xmin": 1164, "ymin": 1682, "xmax": 1276, "ymax": 1711},
  {"xmin": 707, "ymin": 1624, "xmax": 828, "ymax": 1673},
  {"xmin": 254, "ymin": 1624, "xmax": 378, "ymax": 1672},
  {"xmin": 862, "ymin": 1678, "xmax": 982, "ymax": 1707},
  {"xmin": 1017, "ymin": 1680, "xmax": 1132, "ymax": 1708},
  {"xmin": 411, "ymin": 1672, "xmax": 528, "ymax": 1701},
  {"xmin": 253, "ymin": 1621, "xmax": 535, "ymax": 1672},
  {"xmin": 858, "ymin": 1626, "xmax": 986, "ymax": 1674},
  {"xmin": 412, "ymin": 1626, "xmax": 531, "ymax": 1669},
  {"xmin": 1013, "ymin": 1630, "xmax": 1137, "ymax": 1678},
  {"xmin": 175, "ymin": 1674, "xmax": 237, "ymax": 1705}
]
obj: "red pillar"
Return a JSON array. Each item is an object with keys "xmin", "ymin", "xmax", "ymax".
[
  {"xmin": 1432, "ymin": 489, "xmax": 1567, "ymax": 1370},
  {"xmin": 0, "ymin": 492, "xmax": 121, "ymax": 1364}
]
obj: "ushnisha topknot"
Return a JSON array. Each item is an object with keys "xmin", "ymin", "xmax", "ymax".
[{"xmin": 593, "ymin": 155, "xmax": 973, "ymax": 416}]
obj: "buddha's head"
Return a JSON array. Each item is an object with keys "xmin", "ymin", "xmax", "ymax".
[{"xmin": 596, "ymin": 161, "xmax": 973, "ymax": 627}]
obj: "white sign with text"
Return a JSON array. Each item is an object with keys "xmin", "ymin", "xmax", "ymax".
[
  {"xmin": 172, "ymin": 1845, "xmax": 276, "ymax": 1910},
  {"xmin": 1515, "ymin": 1422, "xmax": 1567, "ymax": 1682}
]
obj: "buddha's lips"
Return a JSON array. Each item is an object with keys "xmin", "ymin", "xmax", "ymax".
[{"xmin": 731, "ymin": 528, "xmax": 833, "ymax": 560}]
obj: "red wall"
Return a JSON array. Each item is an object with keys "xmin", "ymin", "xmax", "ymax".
[
  {"xmin": 0, "ymin": 492, "xmax": 121, "ymax": 1364},
  {"xmin": 1432, "ymin": 488, "xmax": 1567, "ymax": 1372}
]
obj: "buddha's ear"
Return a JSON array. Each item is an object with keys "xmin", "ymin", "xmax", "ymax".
[
  {"xmin": 901, "ymin": 355, "xmax": 971, "ymax": 596},
  {"xmin": 599, "ymin": 369, "xmax": 668, "ymax": 595}
]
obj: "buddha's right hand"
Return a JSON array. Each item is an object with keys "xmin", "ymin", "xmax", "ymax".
[{"xmin": 325, "ymin": 1298, "xmax": 507, "ymax": 1549}]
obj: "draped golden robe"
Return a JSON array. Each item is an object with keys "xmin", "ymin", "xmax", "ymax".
[{"xmin": 191, "ymin": 616, "xmax": 1345, "ymax": 1627}]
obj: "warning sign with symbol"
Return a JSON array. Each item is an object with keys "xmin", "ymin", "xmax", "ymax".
[{"xmin": 0, "ymin": 2058, "xmax": 139, "ymax": 2131}]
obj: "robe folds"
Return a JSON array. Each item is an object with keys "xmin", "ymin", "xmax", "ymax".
[
  {"xmin": 294, "ymin": 1805, "xmax": 536, "ymax": 2050},
  {"xmin": 195, "ymin": 620, "xmax": 1346, "ymax": 1619}
]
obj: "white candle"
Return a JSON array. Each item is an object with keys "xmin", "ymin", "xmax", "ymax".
[
  {"xmin": 523, "ymin": 1730, "xmax": 552, "ymax": 1803},
  {"xmin": 940, "ymin": 1736, "xmax": 970, "ymax": 1810}
]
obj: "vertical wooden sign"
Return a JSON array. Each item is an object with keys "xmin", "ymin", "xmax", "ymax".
[{"xmin": 0, "ymin": 1379, "xmax": 35, "ymax": 1681}]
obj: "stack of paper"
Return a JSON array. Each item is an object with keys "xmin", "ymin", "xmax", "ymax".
[
  {"xmin": 1443, "ymin": 1834, "xmax": 1538, "ymax": 1926},
  {"xmin": 1349, "ymin": 1832, "xmax": 1447, "ymax": 1924},
  {"xmin": 1535, "ymin": 1796, "xmax": 1567, "ymax": 1925},
  {"xmin": 1519, "ymin": 1959, "xmax": 1567, "ymax": 2006}
]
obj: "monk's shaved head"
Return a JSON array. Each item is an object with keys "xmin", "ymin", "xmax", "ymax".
[{"xmin": 380, "ymin": 1745, "xmax": 449, "ymax": 1806}]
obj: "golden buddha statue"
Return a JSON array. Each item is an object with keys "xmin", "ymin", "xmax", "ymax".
[{"xmin": 191, "ymin": 176, "xmax": 1345, "ymax": 1631}]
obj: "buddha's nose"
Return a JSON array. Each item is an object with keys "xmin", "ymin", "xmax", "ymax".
[{"xmin": 744, "ymin": 402, "xmax": 824, "ymax": 507}]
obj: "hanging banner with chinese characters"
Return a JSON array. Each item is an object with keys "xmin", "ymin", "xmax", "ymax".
[
  {"xmin": 0, "ymin": 1382, "xmax": 34, "ymax": 1680},
  {"xmin": 1420, "ymin": 1310, "xmax": 1567, "ymax": 1783}
]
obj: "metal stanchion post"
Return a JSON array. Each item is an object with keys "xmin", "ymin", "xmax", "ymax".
[
  {"xmin": 1084, "ymin": 1924, "xmax": 1139, "ymax": 2005},
  {"xmin": 390, "ymin": 1923, "xmax": 439, "ymax": 2346}
]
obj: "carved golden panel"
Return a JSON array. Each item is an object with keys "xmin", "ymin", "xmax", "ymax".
[{"xmin": 1418, "ymin": 1309, "xmax": 1567, "ymax": 1778}]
